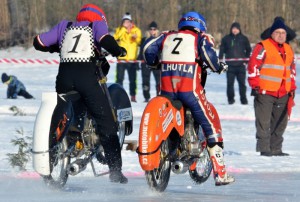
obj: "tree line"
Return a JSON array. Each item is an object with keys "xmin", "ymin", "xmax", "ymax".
[{"xmin": 0, "ymin": 0, "xmax": 299, "ymax": 51}]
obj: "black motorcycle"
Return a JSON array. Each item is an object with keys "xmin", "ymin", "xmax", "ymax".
[{"xmin": 32, "ymin": 59, "xmax": 134, "ymax": 188}]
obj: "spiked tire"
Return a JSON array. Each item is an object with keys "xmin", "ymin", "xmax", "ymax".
[
  {"xmin": 189, "ymin": 148, "xmax": 212, "ymax": 184},
  {"xmin": 145, "ymin": 139, "xmax": 171, "ymax": 192},
  {"xmin": 42, "ymin": 137, "xmax": 70, "ymax": 189}
]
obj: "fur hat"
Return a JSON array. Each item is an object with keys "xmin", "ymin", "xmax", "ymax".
[
  {"xmin": 270, "ymin": 18, "xmax": 287, "ymax": 34},
  {"xmin": 1, "ymin": 73, "xmax": 10, "ymax": 83},
  {"xmin": 122, "ymin": 12, "xmax": 132, "ymax": 21}
]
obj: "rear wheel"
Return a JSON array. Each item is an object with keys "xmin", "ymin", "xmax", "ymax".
[
  {"xmin": 42, "ymin": 137, "xmax": 70, "ymax": 189},
  {"xmin": 145, "ymin": 139, "xmax": 171, "ymax": 192},
  {"xmin": 189, "ymin": 148, "xmax": 212, "ymax": 184}
]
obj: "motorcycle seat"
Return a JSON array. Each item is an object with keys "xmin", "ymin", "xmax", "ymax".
[{"xmin": 158, "ymin": 95, "xmax": 183, "ymax": 110}]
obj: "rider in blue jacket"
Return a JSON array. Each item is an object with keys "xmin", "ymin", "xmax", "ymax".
[{"xmin": 143, "ymin": 11, "xmax": 234, "ymax": 186}]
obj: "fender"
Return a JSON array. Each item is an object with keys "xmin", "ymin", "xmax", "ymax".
[
  {"xmin": 108, "ymin": 83, "xmax": 133, "ymax": 135},
  {"xmin": 32, "ymin": 92, "xmax": 77, "ymax": 176},
  {"xmin": 48, "ymin": 93, "xmax": 77, "ymax": 144},
  {"xmin": 138, "ymin": 96, "xmax": 185, "ymax": 171},
  {"xmin": 32, "ymin": 92, "xmax": 57, "ymax": 175}
]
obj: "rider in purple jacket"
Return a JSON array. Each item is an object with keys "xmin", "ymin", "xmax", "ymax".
[{"xmin": 33, "ymin": 4, "xmax": 128, "ymax": 184}]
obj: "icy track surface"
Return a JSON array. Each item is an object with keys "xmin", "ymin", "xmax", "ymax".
[{"xmin": 0, "ymin": 47, "xmax": 300, "ymax": 202}]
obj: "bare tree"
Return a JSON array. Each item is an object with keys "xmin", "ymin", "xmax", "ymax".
[{"xmin": 0, "ymin": 0, "xmax": 298, "ymax": 51}]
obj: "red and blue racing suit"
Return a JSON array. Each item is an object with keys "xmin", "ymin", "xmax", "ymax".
[{"xmin": 143, "ymin": 30, "xmax": 224, "ymax": 144}]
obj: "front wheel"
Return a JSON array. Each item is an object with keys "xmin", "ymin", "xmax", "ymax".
[
  {"xmin": 145, "ymin": 139, "xmax": 171, "ymax": 192},
  {"xmin": 42, "ymin": 137, "xmax": 70, "ymax": 189},
  {"xmin": 189, "ymin": 148, "xmax": 212, "ymax": 184}
]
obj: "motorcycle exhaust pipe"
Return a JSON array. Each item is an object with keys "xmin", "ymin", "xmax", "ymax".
[
  {"xmin": 67, "ymin": 159, "xmax": 88, "ymax": 176},
  {"xmin": 171, "ymin": 161, "xmax": 189, "ymax": 174}
]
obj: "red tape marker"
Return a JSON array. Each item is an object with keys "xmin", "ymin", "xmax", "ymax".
[{"xmin": 0, "ymin": 57, "xmax": 300, "ymax": 65}]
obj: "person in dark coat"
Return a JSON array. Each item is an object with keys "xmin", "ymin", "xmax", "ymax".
[
  {"xmin": 138, "ymin": 21, "xmax": 161, "ymax": 102},
  {"xmin": 261, "ymin": 16, "xmax": 296, "ymax": 43},
  {"xmin": 219, "ymin": 22, "xmax": 251, "ymax": 105},
  {"xmin": 1, "ymin": 73, "xmax": 34, "ymax": 99}
]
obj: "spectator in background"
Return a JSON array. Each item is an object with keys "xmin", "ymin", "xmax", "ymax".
[
  {"xmin": 138, "ymin": 21, "xmax": 161, "ymax": 102},
  {"xmin": 114, "ymin": 12, "xmax": 142, "ymax": 102},
  {"xmin": 261, "ymin": 16, "xmax": 296, "ymax": 43},
  {"xmin": 1, "ymin": 73, "xmax": 34, "ymax": 99},
  {"xmin": 219, "ymin": 22, "xmax": 251, "ymax": 105},
  {"xmin": 247, "ymin": 18, "xmax": 297, "ymax": 156}
]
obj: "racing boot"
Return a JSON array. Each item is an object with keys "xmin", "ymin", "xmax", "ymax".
[
  {"xmin": 208, "ymin": 143, "xmax": 235, "ymax": 186},
  {"xmin": 100, "ymin": 133, "xmax": 128, "ymax": 184},
  {"xmin": 109, "ymin": 169, "xmax": 128, "ymax": 184}
]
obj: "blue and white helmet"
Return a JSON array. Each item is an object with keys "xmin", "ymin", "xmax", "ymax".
[{"xmin": 178, "ymin": 11, "xmax": 207, "ymax": 32}]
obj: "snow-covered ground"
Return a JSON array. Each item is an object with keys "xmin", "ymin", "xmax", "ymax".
[{"xmin": 0, "ymin": 47, "xmax": 299, "ymax": 202}]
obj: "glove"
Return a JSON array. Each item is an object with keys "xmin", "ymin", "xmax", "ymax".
[
  {"xmin": 251, "ymin": 87, "xmax": 259, "ymax": 97},
  {"xmin": 48, "ymin": 45, "xmax": 60, "ymax": 53},
  {"xmin": 120, "ymin": 47, "xmax": 127, "ymax": 57},
  {"xmin": 100, "ymin": 57, "xmax": 110, "ymax": 76},
  {"xmin": 218, "ymin": 62, "xmax": 228, "ymax": 74}
]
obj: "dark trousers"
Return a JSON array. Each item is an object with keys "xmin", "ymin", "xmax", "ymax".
[
  {"xmin": 226, "ymin": 66, "xmax": 247, "ymax": 104},
  {"xmin": 18, "ymin": 89, "xmax": 34, "ymax": 99},
  {"xmin": 54, "ymin": 63, "xmax": 122, "ymax": 171},
  {"xmin": 141, "ymin": 63, "xmax": 160, "ymax": 100},
  {"xmin": 116, "ymin": 62, "xmax": 137, "ymax": 96},
  {"xmin": 254, "ymin": 94, "xmax": 289, "ymax": 153}
]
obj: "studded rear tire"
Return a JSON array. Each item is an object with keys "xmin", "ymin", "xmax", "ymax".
[
  {"xmin": 145, "ymin": 139, "xmax": 171, "ymax": 192},
  {"xmin": 42, "ymin": 137, "xmax": 70, "ymax": 189}
]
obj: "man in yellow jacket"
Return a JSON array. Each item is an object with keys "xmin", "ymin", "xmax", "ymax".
[{"xmin": 114, "ymin": 12, "xmax": 142, "ymax": 102}]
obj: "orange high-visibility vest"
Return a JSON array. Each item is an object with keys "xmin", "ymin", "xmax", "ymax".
[{"xmin": 260, "ymin": 39, "xmax": 294, "ymax": 92}]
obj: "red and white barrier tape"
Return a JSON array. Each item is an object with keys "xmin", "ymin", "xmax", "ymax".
[
  {"xmin": 223, "ymin": 58, "xmax": 249, "ymax": 61},
  {"xmin": 0, "ymin": 58, "xmax": 60, "ymax": 65},
  {"xmin": 0, "ymin": 58, "xmax": 142, "ymax": 65},
  {"xmin": 222, "ymin": 57, "xmax": 300, "ymax": 61},
  {"xmin": 1, "ymin": 57, "xmax": 300, "ymax": 65}
]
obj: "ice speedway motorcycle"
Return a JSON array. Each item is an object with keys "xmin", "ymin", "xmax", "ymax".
[
  {"xmin": 32, "ymin": 57, "xmax": 134, "ymax": 188},
  {"xmin": 137, "ymin": 67, "xmax": 213, "ymax": 192}
]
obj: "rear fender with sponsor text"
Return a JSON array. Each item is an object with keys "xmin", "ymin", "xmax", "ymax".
[{"xmin": 138, "ymin": 96, "xmax": 184, "ymax": 171}]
